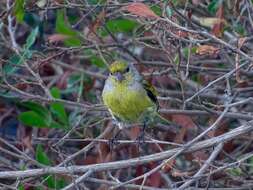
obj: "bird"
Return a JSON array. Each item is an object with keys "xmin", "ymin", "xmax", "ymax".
[{"xmin": 102, "ymin": 60, "xmax": 158, "ymax": 139}]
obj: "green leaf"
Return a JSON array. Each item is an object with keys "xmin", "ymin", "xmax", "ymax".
[
  {"xmin": 88, "ymin": 0, "xmax": 106, "ymax": 5},
  {"xmin": 101, "ymin": 19, "xmax": 139, "ymax": 36},
  {"xmin": 3, "ymin": 54, "xmax": 22, "ymax": 74},
  {"xmin": 191, "ymin": 46, "xmax": 198, "ymax": 54},
  {"xmin": 35, "ymin": 187, "xmax": 43, "ymax": 190},
  {"xmin": 56, "ymin": 10, "xmax": 76, "ymax": 36},
  {"xmin": 56, "ymin": 9, "xmax": 81, "ymax": 46},
  {"xmin": 207, "ymin": 0, "xmax": 220, "ymax": 14},
  {"xmin": 234, "ymin": 24, "xmax": 247, "ymax": 36},
  {"xmin": 24, "ymin": 27, "xmax": 39, "ymax": 49},
  {"xmin": 36, "ymin": 144, "xmax": 51, "ymax": 165},
  {"xmin": 50, "ymin": 103, "xmax": 68, "ymax": 125},
  {"xmin": 83, "ymin": 49, "xmax": 106, "ymax": 68},
  {"xmin": 90, "ymin": 55, "xmax": 106, "ymax": 68},
  {"xmin": 51, "ymin": 87, "xmax": 61, "ymax": 99},
  {"xmin": 174, "ymin": 54, "xmax": 179, "ymax": 65},
  {"xmin": 24, "ymin": 13, "xmax": 42, "ymax": 29},
  {"xmin": 18, "ymin": 184, "xmax": 25, "ymax": 190},
  {"xmin": 55, "ymin": 178, "xmax": 67, "ymax": 189},
  {"xmin": 36, "ymin": 145, "xmax": 67, "ymax": 189},
  {"xmin": 49, "ymin": 121, "xmax": 63, "ymax": 129},
  {"xmin": 20, "ymin": 101, "xmax": 51, "ymax": 124},
  {"xmin": 19, "ymin": 101, "xmax": 66, "ymax": 129},
  {"xmin": 45, "ymin": 175, "xmax": 67, "ymax": 189},
  {"xmin": 172, "ymin": 0, "xmax": 179, "ymax": 5},
  {"xmin": 63, "ymin": 36, "xmax": 82, "ymax": 47},
  {"xmin": 174, "ymin": 47, "xmax": 197, "ymax": 64},
  {"xmin": 18, "ymin": 111, "xmax": 48, "ymax": 128},
  {"xmin": 65, "ymin": 73, "xmax": 83, "ymax": 94},
  {"xmin": 43, "ymin": 174, "xmax": 67, "ymax": 189},
  {"xmin": 182, "ymin": 47, "xmax": 198, "ymax": 57},
  {"xmin": 21, "ymin": 101, "xmax": 49, "ymax": 115},
  {"xmin": 3, "ymin": 27, "xmax": 38, "ymax": 75},
  {"xmin": 228, "ymin": 167, "xmax": 243, "ymax": 176},
  {"xmin": 50, "ymin": 87, "xmax": 68, "ymax": 125},
  {"xmin": 67, "ymin": 74, "xmax": 82, "ymax": 86},
  {"xmin": 46, "ymin": 175, "xmax": 56, "ymax": 188},
  {"xmin": 151, "ymin": 5, "xmax": 162, "ymax": 17},
  {"xmin": 14, "ymin": 0, "xmax": 25, "ymax": 23},
  {"xmin": 248, "ymin": 155, "xmax": 253, "ymax": 173}
]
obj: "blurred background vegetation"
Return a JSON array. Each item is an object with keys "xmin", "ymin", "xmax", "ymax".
[{"xmin": 1, "ymin": 0, "xmax": 253, "ymax": 189}]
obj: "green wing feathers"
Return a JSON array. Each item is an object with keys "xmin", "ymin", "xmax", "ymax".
[{"xmin": 142, "ymin": 80, "xmax": 159, "ymax": 110}]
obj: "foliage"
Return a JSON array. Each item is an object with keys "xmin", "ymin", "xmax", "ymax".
[
  {"xmin": 0, "ymin": 0, "xmax": 253, "ymax": 189},
  {"xmin": 55, "ymin": 9, "xmax": 81, "ymax": 46},
  {"xmin": 18, "ymin": 88, "xmax": 69, "ymax": 129},
  {"xmin": 4, "ymin": 27, "xmax": 38, "ymax": 74}
]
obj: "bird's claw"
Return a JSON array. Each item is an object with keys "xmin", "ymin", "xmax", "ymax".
[
  {"xmin": 107, "ymin": 126, "xmax": 122, "ymax": 151},
  {"xmin": 108, "ymin": 134, "xmax": 120, "ymax": 151},
  {"xmin": 136, "ymin": 122, "xmax": 147, "ymax": 147},
  {"xmin": 136, "ymin": 131, "xmax": 145, "ymax": 149}
]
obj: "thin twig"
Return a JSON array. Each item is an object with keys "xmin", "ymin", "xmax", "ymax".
[
  {"xmin": 178, "ymin": 143, "xmax": 224, "ymax": 190},
  {"xmin": 0, "ymin": 120, "xmax": 252, "ymax": 179},
  {"xmin": 61, "ymin": 169, "xmax": 93, "ymax": 190}
]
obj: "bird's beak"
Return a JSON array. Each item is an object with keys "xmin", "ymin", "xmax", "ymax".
[{"xmin": 115, "ymin": 72, "xmax": 124, "ymax": 82}]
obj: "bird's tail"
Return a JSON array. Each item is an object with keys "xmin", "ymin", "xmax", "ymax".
[{"xmin": 154, "ymin": 112, "xmax": 171, "ymax": 125}]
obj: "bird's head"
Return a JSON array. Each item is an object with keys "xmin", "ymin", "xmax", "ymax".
[{"xmin": 109, "ymin": 61, "xmax": 136, "ymax": 83}]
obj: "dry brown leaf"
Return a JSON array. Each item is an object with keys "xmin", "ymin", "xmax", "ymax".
[
  {"xmin": 238, "ymin": 37, "xmax": 247, "ymax": 48},
  {"xmin": 212, "ymin": 23, "xmax": 224, "ymax": 37},
  {"xmin": 22, "ymin": 135, "xmax": 33, "ymax": 151},
  {"xmin": 16, "ymin": 83, "xmax": 28, "ymax": 90},
  {"xmin": 48, "ymin": 34, "xmax": 70, "ymax": 43},
  {"xmin": 196, "ymin": 45, "xmax": 219, "ymax": 55},
  {"xmin": 199, "ymin": 18, "xmax": 226, "ymax": 28},
  {"xmin": 212, "ymin": 5, "xmax": 225, "ymax": 37},
  {"xmin": 172, "ymin": 115, "xmax": 197, "ymax": 144},
  {"xmin": 171, "ymin": 169, "xmax": 195, "ymax": 177},
  {"xmin": 147, "ymin": 163, "xmax": 162, "ymax": 187},
  {"xmin": 193, "ymin": 150, "xmax": 209, "ymax": 162},
  {"xmin": 174, "ymin": 30, "xmax": 189, "ymax": 38},
  {"xmin": 174, "ymin": 127, "xmax": 187, "ymax": 144},
  {"xmin": 88, "ymin": 10, "xmax": 106, "ymax": 35},
  {"xmin": 129, "ymin": 125, "xmax": 140, "ymax": 140},
  {"xmin": 172, "ymin": 115, "xmax": 197, "ymax": 129},
  {"xmin": 135, "ymin": 165, "xmax": 144, "ymax": 184},
  {"xmin": 56, "ymin": 71, "xmax": 70, "ymax": 89},
  {"xmin": 122, "ymin": 3, "xmax": 159, "ymax": 19},
  {"xmin": 54, "ymin": 0, "xmax": 64, "ymax": 4}
]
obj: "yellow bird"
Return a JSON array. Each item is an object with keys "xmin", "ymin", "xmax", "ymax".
[{"xmin": 102, "ymin": 60, "xmax": 158, "ymax": 133}]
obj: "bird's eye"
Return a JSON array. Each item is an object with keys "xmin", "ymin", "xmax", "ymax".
[{"xmin": 125, "ymin": 67, "xmax": 130, "ymax": 72}]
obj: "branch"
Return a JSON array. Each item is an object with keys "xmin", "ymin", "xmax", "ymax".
[
  {"xmin": 0, "ymin": 120, "xmax": 252, "ymax": 179},
  {"xmin": 61, "ymin": 169, "xmax": 93, "ymax": 190},
  {"xmin": 178, "ymin": 143, "xmax": 224, "ymax": 189},
  {"xmin": 159, "ymin": 109, "xmax": 253, "ymax": 120},
  {"xmin": 6, "ymin": 0, "xmax": 19, "ymax": 53}
]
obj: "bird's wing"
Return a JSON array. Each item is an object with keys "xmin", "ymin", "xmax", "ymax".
[{"xmin": 142, "ymin": 80, "xmax": 159, "ymax": 110}]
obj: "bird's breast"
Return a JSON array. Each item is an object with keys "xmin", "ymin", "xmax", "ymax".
[{"xmin": 102, "ymin": 80, "xmax": 155, "ymax": 122}]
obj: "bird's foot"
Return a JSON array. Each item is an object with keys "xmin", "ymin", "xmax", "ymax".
[
  {"xmin": 108, "ymin": 137, "xmax": 120, "ymax": 150},
  {"xmin": 136, "ymin": 122, "xmax": 147, "ymax": 147},
  {"xmin": 108, "ymin": 129, "xmax": 121, "ymax": 151},
  {"xmin": 136, "ymin": 131, "xmax": 146, "ymax": 149}
]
